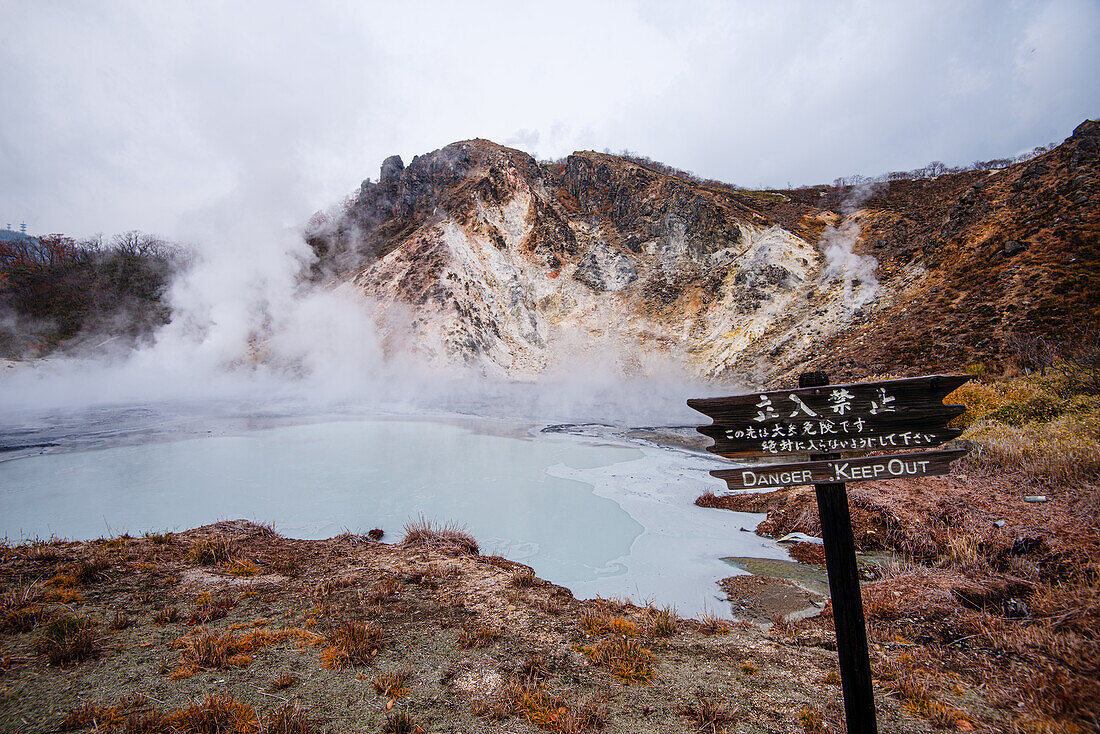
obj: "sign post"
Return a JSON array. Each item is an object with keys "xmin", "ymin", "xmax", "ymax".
[{"xmin": 688, "ymin": 372, "xmax": 971, "ymax": 734}]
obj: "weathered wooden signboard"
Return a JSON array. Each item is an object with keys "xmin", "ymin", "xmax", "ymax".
[
  {"xmin": 689, "ymin": 374, "xmax": 969, "ymax": 458},
  {"xmin": 688, "ymin": 372, "xmax": 971, "ymax": 734},
  {"xmin": 714, "ymin": 448, "xmax": 967, "ymax": 489}
]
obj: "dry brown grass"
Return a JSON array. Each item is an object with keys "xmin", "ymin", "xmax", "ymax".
[
  {"xmin": 224, "ymin": 559, "xmax": 261, "ymax": 577},
  {"xmin": 579, "ymin": 610, "xmax": 638, "ymax": 636},
  {"xmin": 678, "ymin": 694, "xmax": 736, "ymax": 733},
  {"xmin": 107, "ymin": 611, "xmax": 133, "ymax": 631},
  {"xmin": 162, "ymin": 693, "xmax": 260, "ymax": 733},
  {"xmin": 697, "ymin": 611, "xmax": 731, "ymax": 636},
  {"xmin": 152, "ymin": 605, "xmax": 180, "ymax": 625},
  {"xmin": 268, "ymin": 555, "xmax": 300, "ymax": 577},
  {"xmin": 35, "ymin": 615, "xmax": 98, "ymax": 666},
  {"xmin": 400, "ymin": 516, "xmax": 479, "ymax": 555},
  {"xmin": 320, "ymin": 620, "xmax": 383, "ymax": 668},
  {"xmin": 60, "ymin": 701, "xmax": 121, "ymax": 730},
  {"xmin": 645, "ymin": 605, "xmax": 679, "ymax": 637},
  {"xmin": 261, "ymin": 702, "xmax": 324, "ymax": 734},
  {"xmin": 1, "ymin": 585, "xmax": 50, "ymax": 633},
  {"xmin": 366, "ymin": 575, "xmax": 400, "ymax": 603},
  {"xmin": 457, "ymin": 622, "xmax": 500, "ymax": 648},
  {"xmin": 188, "ymin": 592, "xmax": 235, "ymax": 624},
  {"xmin": 172, "ymin": 626, "xmax": 323, "ymax": 678},
  {"xmin": 372, "ymin": 669, "xmax": 411, "ymax": 698},
  {"xmin": 576, "ymin": 637, "xmax": 655, "ymax": 684},
  {"xmin": 186, "ymin": 537, "xmax": 233, "ymax": 565},
  {"xmin": 512, "ymin": 568, "xmax": 538, "ymax": 587},
  {"xmin": 269, "ymin": 672, "xmax": 299, "ymax": 691},
  {"xmin": 381, "ymin": 710, "xmax": 419, "ymax": 734},
  {"xmin": 798, "ymin": 707, "xmax": 827, "ymax": 733},
  {"xmin": 471, "ymin": 674, "xmax": 606, "ymax": 733}
]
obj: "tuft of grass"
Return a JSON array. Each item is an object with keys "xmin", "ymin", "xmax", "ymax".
[
  {"xmin": 1, "ymin": 586, "xmax": 50, "ymax": 633},
  {"xmin": 400, "ymin": 515, "xmax": 479, "ymax": 555},
  {"xmin": 320, "ymin": 620, "xmax": 383, "ymax": 669},
  {"xmin": 224, "ymin": 558, "xmax": 261, "ymax": 577},
  {"xmin": 270, "ymin": 672, "xmax": 299, "ymax": 691},
  {"xmin": 372, "ymin": 669, "xmax": 411, "ymax": 698},
  {"xmin": 512, "ymin": 568, "xmax": 538, "ymax": 587},
  {"xmin": 142, "ymin": 530, "xmax": 174, "ymax": 544},
  {"xmin": 262, "ymin": 701, "xmax": 324, "ymax": 734},
  {"xmin": 740, "ymin": 661, "xmax": 758, "ymax": 675},
  {"xmin": 579, "ymin": 610, "xmax": 637, "ymax": 636},
  {"xmin": 474, "ymin": 675, "xmax": 606, "ymax": 733},
  {"xmin": 678, "ymin": 694, "xmax": 736, "ymax": 733},
  {"xmin": 367, "ymin": 576, "xmax": 400, "ymax": 603},
  {"xmin": 186, "ymin": 537, "xmax": 233, "ymax": 565},
  {"xmin": 152, "ymin": 605, "xmax": 180, "ymax": 625},
  {"xmin": 188, "ymin": 592, "xmax": 235, "ymax": 625},
  {"xmin": 46, "ymin": 573, "xmax": 80, "ymax": 589},
  {"xmin": 576, "ymin": 637, "xmax": 655, "ymax": 684},
  {"xmin": 697, "ymin": 611, "xmax": 731, "ymax": 635},
  {"xmin": 269, "ymin": 555, "xmax": 300, "ymax": 577},
  {"xmin": 822, "ymin": 670, "xmax": 841, "ymax": 685},
  {"xmin": 71, "ymin": 555, "xmax": 110, "ymax": 585},
  {"xmin": 36, "ymin": 615, "xmax": 98, "ymax": 666},
  {"xmin": 646, "ymin": 605, "xmax": 679, "ymax": 637},
  {"xmin": 60, "ymin": 701, "xmax": 121, "ymax": 731},
  {"xmin": 172, "ymin": 626, "xmax": 323, "ymax": 677},
  {"xmin": 172, "ymin": 629, "xmax": 253, "ymax": 676},
  {"xmin": 457, "ymin": 623, "xmax": 500, "ymax": 649},
  {"xmin": 381, "ymin": 711, "xmax": 418, "ymax": 734},
  {"xmin": 165, "ymin": 693, "xmax": 259, "ymax": 732},
  {"xmin": 798, "ymin": 707, "xmax": 827, "ymax": 733},
  {"xmin": 107, "ymin": 611, "xmax": 133, "ymax": 631}
]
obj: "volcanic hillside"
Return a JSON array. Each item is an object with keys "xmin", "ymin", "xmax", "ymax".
[{"xmin": 307, "ymin": 121, "xmax": 1100, "ymax": 385}]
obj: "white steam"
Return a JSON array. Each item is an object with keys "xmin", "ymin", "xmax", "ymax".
[{"xmin": 819, "ymin": 184, "xmax": 881, "ymax": 310}]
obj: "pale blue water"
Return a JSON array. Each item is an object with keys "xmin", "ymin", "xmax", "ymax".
[{"xmin": 0, "ymin": 413, "xmax": 788, "ymax": 616}]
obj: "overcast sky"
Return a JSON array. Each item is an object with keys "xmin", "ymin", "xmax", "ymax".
[{"xmin": 1, "ymin": 0, "xmax": 1097, "ymax": 240}]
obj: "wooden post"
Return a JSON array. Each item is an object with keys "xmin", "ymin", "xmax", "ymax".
[{"xmin": 799, "ymin": 371, "xmax": 878, "ymax": 734}]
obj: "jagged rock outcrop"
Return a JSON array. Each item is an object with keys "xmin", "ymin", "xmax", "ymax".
[{"xmin": 307, "ymin": 123, "xmax": 1099, "ymax": 385}]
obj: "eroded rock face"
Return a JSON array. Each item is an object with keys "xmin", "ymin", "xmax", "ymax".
[
  {"xmin": 573, "ymin": 242, "xmax": 637, "ymax": 292},
  {"xmin": 318, "ymin": 139, "xmax": 852, "ymax": 379},
  {"xmin": 310, "ymin": 125, "xmax": 1099, "ymax": 384}
]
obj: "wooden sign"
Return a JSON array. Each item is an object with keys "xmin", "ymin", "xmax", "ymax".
[
  {"xmin": 688, "ymin": 374, "xmax": 970, "ymax": 458},
  {"xmin": 688, "ymin": 372, "xmax": 973, "ymax": 734},
  {"xmin": 711, "ymin": 448, "xmax": 966, "ymax": 490}
]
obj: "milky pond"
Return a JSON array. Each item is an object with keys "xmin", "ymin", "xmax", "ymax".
[{"xmin": 0, "ymin": 409, "xmax": 791, "ymax": 617}]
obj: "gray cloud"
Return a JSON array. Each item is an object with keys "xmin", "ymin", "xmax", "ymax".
[{"xmin": 0, "ymin": 0, "xmax": 1097, "ymax": 238}]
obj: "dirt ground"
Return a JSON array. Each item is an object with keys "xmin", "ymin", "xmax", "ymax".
[
  {"xmin": 0, "ymin": 519, "xmax": 949, "ymax": 734},
  {"xmin": 699, "ymin": 463, "xmax": 1100, "ymax": 733}
]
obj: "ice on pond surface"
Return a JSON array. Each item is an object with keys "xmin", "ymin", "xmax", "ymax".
[{"xmin": 0, "ymin": 414, "xmax": 789, "ymax": 617}]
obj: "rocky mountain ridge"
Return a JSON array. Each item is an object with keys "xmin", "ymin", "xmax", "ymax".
[{"xmin": 307, "ymin": 121, "xmax": 1099, "ymax": 386}]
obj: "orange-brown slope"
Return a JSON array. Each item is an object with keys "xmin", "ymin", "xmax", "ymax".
[{"xmin": 787, "ymin": 120, "xmax": 1100, "ymax": 381}]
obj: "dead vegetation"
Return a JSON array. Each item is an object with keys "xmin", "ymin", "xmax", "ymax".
[
  {"xmin": 471, "ymin": 669, "xmax": 607, "ymax": 733},
  {"xmin": 319, "ymin": 619, "xmax": 383, "ymax": 668},
  {"xmin": 372, "ymin": 669, "xmax": 411, "ymax": 698},
  {"xmin": 456, "ymin": 622, "xmax": 499, "ymax": 648},
  {"xmin": 0, "ymin": 518, "xmax": 968, "ymax": 732},
  {"xmin": 575, "ymin": 637, "xmax": 655, "ymax": 684},
  {"xmin": 171, "ymin": 626, "xmax": 324, "ymax": 678},
  {"xmin": 35, "ymin": 615, "xmax": 98, "ymax": 666},
  {"xmin": 678, "ymin": 694, "xmax": 737, "ymax": 733},
  {"xmin": 399, "ymin": 516, "xmax": 479, "ymax": 555},
  {"xmin": 58, "ymin": 693, "xmax": 323, "ymax": 734},
  {"xmin": 701, "ymin": 372, "xmax": 1100, "ymax": 730}
]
